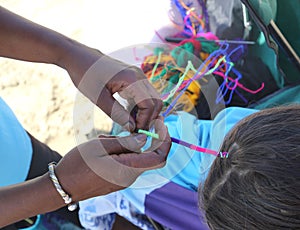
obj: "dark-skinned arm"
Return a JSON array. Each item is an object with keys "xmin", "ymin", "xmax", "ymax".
[
  {"xmin": 0, "ymin": 117, "xmax": 170, "ymax": 227},
  {"xmin": 0, "ymin": 6, "xmax": 162, "ymax": 131}
]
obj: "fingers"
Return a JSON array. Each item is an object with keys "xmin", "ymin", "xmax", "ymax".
[
  {"xmin": 144, "ymin": 80, "xmax": 164, "ymax": 118},
  {"xmin": 88, "ymin": 119, "xmax": 169, "ymax": 161},
  {"xmin": 113, "ymin": 116, "xmax": 171, "ymax": 170},
  {"xmin": 95, "ymin": 122, "xmax": 170, "ymax": 169},
  {"xmin": 111, "ymin": 151, "xmax": 167, "ymax": 170},
  {"xmin": 111, "ymin": 127, "xmax": 170, "ymax": 169},
  {"xmin": 97, "ymin": 134, "xmax": 115, "ymax": 138},
  {"xmin": 145, "ymin": 116, "xmax": 171, "ymax": 155},
  {"xmin": 119, "ymin": 77, "xmax": 163, "ymax": 130},
  {"xmin": 70, "ymin": 134, "xmax": 147, "ymax": 189},
  {"xmin": 78, "ymin": 54, "xmax": 163, "ymax": 132},
  {"xmin": 73, "ymin": 131, "xmax": 169, "ymax": 189},
  {"xmin": 98, "ymin": 134, "xmax": 147, "ymax": 154},
  {"xmin": 77, "ymin": 55, "xmax": 137, "ymax": 132},
  {"xmin": 154, "ymin": 116, "xmax": 171, "ymax": 154},
  {"xmin": 97, "ymin": 87, "xmax": 136, "ymax": 131},
  {"xmin": 136, "ymin": 79, "xmax": 163, "ymax": 130}
]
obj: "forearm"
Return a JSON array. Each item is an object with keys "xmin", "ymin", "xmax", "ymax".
[
  {"xmin": 0, "ymin": 6, "xmax": 102, "ymax": 85},
  {"xmin": 0, "ymin": 132, "xmax": 169, "ymax": 227},
  {"xmin": 0, "ymin": 174, "xmax": 64, "ymax": 227},
  {"xmin": 0, "ymin": 6, "xmax": 67, "ymax": 64}
]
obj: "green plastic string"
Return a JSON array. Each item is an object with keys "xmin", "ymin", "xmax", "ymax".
[
  {"xmin": 204, "ymin": 55, "xmax": 226, "ymax": 76},
  {"xmin": 163, "ymin": 60, "xmax": 196, "ymax": 102},
  {"xmin": 138, "ymin": 129, "xmax": 159, "ymax": 139},
  {"xmin": 150, "ymin": 51, "xmax": 163, "ymax": 79}
]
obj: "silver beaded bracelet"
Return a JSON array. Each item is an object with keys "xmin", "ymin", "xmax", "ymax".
[{"xmin": 48, "ymin": 162, "xmax": 77, "ymax": 211}]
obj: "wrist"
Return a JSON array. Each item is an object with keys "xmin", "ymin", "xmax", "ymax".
[
  {"xmin": 48, "ymin": 162, "xmax": 78, "ymax": 211},
  {"xmin": 39, "ymin": 173, "xmax": 67, "ymax": 210},
  {"xmin": 55, "ymin": 38, "xmax": 104, "ymax": 86}
]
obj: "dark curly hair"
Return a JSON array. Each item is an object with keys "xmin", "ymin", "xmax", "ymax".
[{"xmin": 201, "ymin": 105, "xmax": 300, "ymax": 229}]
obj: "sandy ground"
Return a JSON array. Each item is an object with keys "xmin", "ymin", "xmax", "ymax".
[{"xmin": 0, "ymin": 0, "xmax": 172, "ymax": 154}]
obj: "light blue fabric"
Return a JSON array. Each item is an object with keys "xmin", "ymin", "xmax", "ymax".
[
  {"xmin": 119, "ymin": 107, "xmax": 256, "ymax": 212},
  {"xmin": 130, "ymin": 107, "xmax": 256, "ymax": 188},
  {"xmin": 0, "ymin": 97, "xmax": 32, "ymax": 186}
]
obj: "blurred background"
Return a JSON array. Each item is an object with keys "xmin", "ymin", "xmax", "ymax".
[{"xmin": 0, "ymin": 0, "xmax": 172, "ymax": 154}]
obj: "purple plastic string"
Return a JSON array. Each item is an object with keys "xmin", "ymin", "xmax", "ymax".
[
  {"xmin": 162, "ymin": 45, "xmax": 227, "ymax": 117},
  {"xmin": 173, "ymin": 0, "xmax": 194, "ymax": 35},
  {"xmin": 171, "ymin": 137, "xmax": 228, "ymax": 158},
  {"xmin": 162, "ymin": 41, "xmax": 251, "ymax": 115}
]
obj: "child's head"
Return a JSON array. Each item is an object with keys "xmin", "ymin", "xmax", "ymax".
[{"xmin": 201, "ymin": 105, "xmax": 300, "ymax": 229}]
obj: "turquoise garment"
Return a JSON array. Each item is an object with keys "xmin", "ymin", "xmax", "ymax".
[{"xmin": 0, "ymin": 97, "xmax": 32, "ymax": 186}]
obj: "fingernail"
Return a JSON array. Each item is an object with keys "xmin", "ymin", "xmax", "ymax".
[{"xmin": 134, "ymin": 134, "xmax": 147, "ymax": 144}]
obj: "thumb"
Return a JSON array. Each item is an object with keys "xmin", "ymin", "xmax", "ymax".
[
  {"xmin": 97, "ymin": 88, "xmax": 136, "ymax": 132},
  {"xmin": 97, "ymin": 134, "xmax": 147, "ymax": 154}
]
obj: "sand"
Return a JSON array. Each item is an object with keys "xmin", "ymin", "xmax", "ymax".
[{"xmin": 0, "ymin": 0, "xmax": 172, "ymax": 154}]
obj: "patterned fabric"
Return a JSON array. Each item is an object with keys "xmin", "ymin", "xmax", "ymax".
[{"xmin": 79, "ymin": 193, "xmax": 155, "ymax": 230}]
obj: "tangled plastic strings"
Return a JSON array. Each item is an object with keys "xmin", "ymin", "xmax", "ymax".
[
  {"xmin": 138, "ymin": 0, "xmax": 265, "ymax": 117},
  {"xmin": 127, "ymin": 0, "xmax": 266, "ymax": 159},
  {"xmin": 139, "ymin": 37, "xmax": 264, "ymax": 117}
]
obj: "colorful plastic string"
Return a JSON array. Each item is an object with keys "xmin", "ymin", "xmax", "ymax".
[
  {"xmin": 137, "ymin": 1, "xmax": 265, "ymax": 116},
  {"xmin": 138, "ymin": 129, "xmax": 159, "ymax": 139},
  {"xmin": 138, "ymin": 37, "xmax": 265, "ymax": 116},
  {"xmin": 171, "ymin": 137, "xmax": 228, "ymax": 158},
  {"xmin": 132, "ymin": 1, "xmax": 269, "ymax": 159},
  {"xmin": 162, "ymin": 60, "xmax": 195, "ymax": 102},
  {"xmin": 138, "ymin": 129, "xmax": 228, "ymax": 158},
  {"xmin": 161, "ymin": 42, "xmax": 229, "ymax": 116}
]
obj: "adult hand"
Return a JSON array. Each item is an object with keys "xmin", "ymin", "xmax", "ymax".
[
  {"xmin": 54, "ymin": 116, "xmax": 170, "ymax": 202},
  {"xmin": 0, "ymin": 6, "xmax": 162, "ymax": 132},
  {"xmin": 61, "ymin": 45, "xmax": 163, "ymax": 132},
  {"xmin": 0, "ymin": 113, "xmax": 169, "ymax": 228}
]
